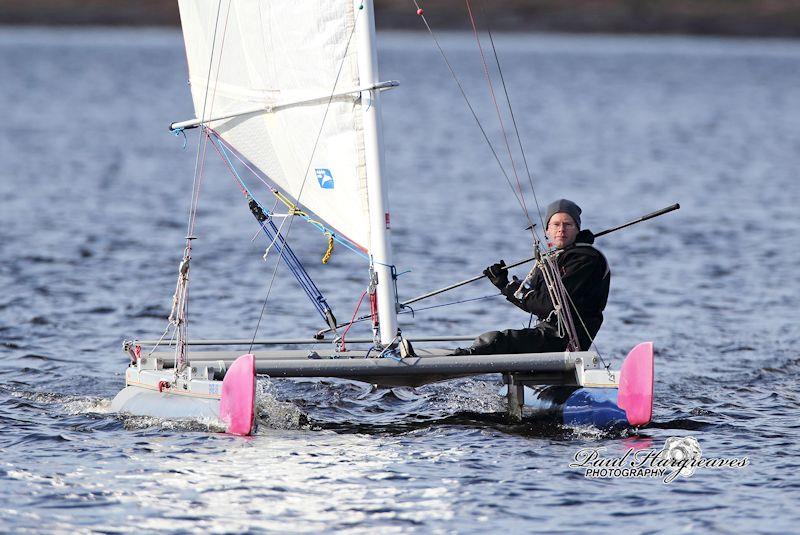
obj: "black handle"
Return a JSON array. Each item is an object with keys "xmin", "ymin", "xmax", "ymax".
[{"xmin": 594, "ymin": 203, "xmax": 680, "ymax": 238}]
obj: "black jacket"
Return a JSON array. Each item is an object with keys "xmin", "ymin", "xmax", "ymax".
[{"xmin": 502, "ymin": 231, "xmax": 610, "ymax": 350}]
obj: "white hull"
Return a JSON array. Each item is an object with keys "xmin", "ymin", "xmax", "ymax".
[
  {"xmin": 111, "ymin": 354, "xmax": 257, "ymax": 435},
  {"xmin": 111, "ymin": 370, "xmax": 223, "ymax": 422}
]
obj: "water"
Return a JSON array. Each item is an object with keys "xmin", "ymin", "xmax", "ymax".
[{"xmin": 1, "ymin": 27, "xmax": 799, "ymax": 532}]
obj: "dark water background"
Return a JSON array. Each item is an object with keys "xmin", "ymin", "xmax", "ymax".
[{"xmin": 1, "ymin": 28, "xmax": 799, "ymax": 532}]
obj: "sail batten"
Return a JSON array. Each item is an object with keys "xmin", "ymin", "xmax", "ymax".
[{"xmin": 178, "ymin": 0, "xmax": 371, "ymax": 250}]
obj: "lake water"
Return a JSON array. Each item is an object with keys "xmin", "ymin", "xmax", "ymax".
[{"xmin": 1, "ymin": 27, "xmax": 799, "ymax": 532}]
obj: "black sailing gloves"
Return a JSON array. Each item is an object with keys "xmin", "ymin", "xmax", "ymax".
[
  {"xmin": 483, "ymin": 260, "xmax": 509, "ymax": 290},
  {"xmin": 576, "ymin": 229, "xmax": 595, "ymax": 244},
  {"xmin": 483, "ymin": 230, "xmax": 595, "ymax": 290}
]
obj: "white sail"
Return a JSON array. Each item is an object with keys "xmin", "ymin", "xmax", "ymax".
[{"xmin": 177, "ymin": 0, "xmax": 371, "ymax": 250}]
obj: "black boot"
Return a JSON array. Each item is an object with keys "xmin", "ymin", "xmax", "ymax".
[{"xmin": 450, "ymin": 347, "xmax": 475, "ymax": 356}]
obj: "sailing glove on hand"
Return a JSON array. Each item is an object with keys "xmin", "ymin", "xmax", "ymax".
[
  {"xmin": 483, "ymin": 260, "xmax": 509, "ymax": 290},
  {"xmin": 576, "ymin": 229, "xmax": 595, "ymax": 244},
  {"xmin": 502, "ymin": 278, "xmax": 522, "ymax": 299}
]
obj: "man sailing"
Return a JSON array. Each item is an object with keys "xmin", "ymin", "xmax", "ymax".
[{"xmin": 453, "ymin": 199, "xmax": 610, "ymax": 355}]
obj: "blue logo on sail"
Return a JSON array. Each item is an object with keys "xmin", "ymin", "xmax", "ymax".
[{"xmin": 316, "ymin": 168, "xmax": 334, "ymax": 189}]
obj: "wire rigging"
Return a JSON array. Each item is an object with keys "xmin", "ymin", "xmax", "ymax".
[
  {"xmin": 208, "ymin": 134, "xmax": 337, "ymax": 330},
  {"xmin": 320, "ymin": 293, "xmax": 502, "ymax": 335},
  {"xmin": 411, "ymin": 0, "xmax": 528, "ymax": 216},
  {"xmin": 168, "ymin": 0, "xmax": 230, "ymax": 372},
  {"xmin": 412, "ymin": 1, "xmax": 610, "ymax": 362},
  {"xmin": 477, "ymin": 0, "xmax": 546, "ymax": 233},
  {"xmin": 464, "ymin": 0, "xmax": 535, "ymax": 232},
  {"xmin": 211, "ymin": 134, "xmax": 369, "ymax": 261}
]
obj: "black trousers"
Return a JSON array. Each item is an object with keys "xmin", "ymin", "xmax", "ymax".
[{"xmin": 465, "ymin": 323, "xmax": 569, "ymax": 355}]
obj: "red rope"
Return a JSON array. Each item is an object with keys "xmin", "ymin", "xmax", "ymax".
[
  {"xmin": 370, "ymin": 291, "xmax": 378, "ymax": 328},
  {"xmin": 340, "ymin": 289, "xmax": 369, "ymax": 352}
]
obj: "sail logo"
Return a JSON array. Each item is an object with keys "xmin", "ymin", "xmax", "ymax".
[{"xmin": 315, "ymin": 168, "xmax": 334, "ymax": 189}]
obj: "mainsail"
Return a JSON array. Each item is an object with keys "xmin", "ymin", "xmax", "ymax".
[{"xmin": 177, "ymin": 0, "xmax": 371, "ymax": 250}]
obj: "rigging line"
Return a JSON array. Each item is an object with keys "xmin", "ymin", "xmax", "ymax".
[
  {"xmin": 187, "ymin": 0, "xmax": 227, "ymax": 239},
  {"xmin": 146, "ymin": 320, "xmax": 177, "ymax": 358},
  {"xmin": 548, "ymin": 257, "xmax": 580, "ymax": 351},
  {"xmin": 538, "ymin": 251, "xmax": 579, "ymax": 350},
  {"xmin": 248, "ymin": 228, "xmax": 285, "ymax": 354},
  {"xmin": 214, "ymin": 138, "xmax": 369, "ymax": 260},
  {"xmin": 208, "ymin": 134, "xmax": 329, "ymax": 319},
  {"xmin": 331, "ymin": 292, "xmax": 503, "ymax": 332},
  {"xmin": 464, "ymin": 0, "xmax": 534, "ymax": 231},
  {"xmin": 478, "ymin": 0, "xmax": 546, "ymax": 233},
  {"xmin": 210, "ymin": 135, "xmax": 369, "ymax": 261},
  {"xmin": 411, "ymin": 0, "xmax": 527, "ymax": 215},
  {"xmin": 558, "ymin": 276, "xmax": 611, "ymax": 370},
  {"xmin": 176, "ymin": 0, "xmax": 231, "ymax": 369},
  {"xmin": 401, "ymin": 292, "xmax": 501, "ymax": 314},
  {"xmin": 339, "ymin": 288, "xmax": 369, "ymax": 351},
  {"xmin": 531, "ymin": 245, "xmax": 608, "ymax": 367},
  {"xmin": 270, "ymin": 190, "xmax": 364, "ymax": 259},
  {"xmin": 178, "ymin": 1, "xmax": 222, "ymax": 362},
  {"xmin": 193, "ymin": 1, "xmax": 233, "ymax": 236},
  {"xmin": 254, "ymin": 218, "xmax": 326, "ymax": 316},
  {"xmin": 248, "ymin": 4, "xmax": 365, "ymax": 348}
]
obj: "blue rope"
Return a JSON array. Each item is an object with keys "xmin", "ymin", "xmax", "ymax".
[
  {"xmin": 257, "ymin": 217, "xmax": 329, "ymax": 318},
  {"xmin": 210, "ymin": 135, "xmax": 334, "ymax": 323},
  {"xmin": 379, "ymin": 347, "xmax": 402, "ymax": 362},
  {"xmin": 171, "ymin": 127, "xmax": 188, "ymax": 150}
]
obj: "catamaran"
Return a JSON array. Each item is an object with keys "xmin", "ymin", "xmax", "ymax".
[{"xmin": 111, "ymin": 0, "xmax": 655, "ymax": 435}]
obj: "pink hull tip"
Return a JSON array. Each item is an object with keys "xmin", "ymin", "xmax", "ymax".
[
  {"xmin": 220, "ymin": 354, "xmax": 256, "ymax": 436},
  {"xmin": 617, "ymin": 342, "xmax": 654, "ymax": 426}
]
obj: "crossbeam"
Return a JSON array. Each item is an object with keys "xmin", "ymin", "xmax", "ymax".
[
  {"xmin": 225, "ymin": 351, "xmax": 580, "ymax": 378},
  {"xmin": 174, "ymin": 349, "xmax": 593, "ymax": 388},
  {"xmin": 131, "ymin": 335, "xmax": 478, "ymax": 347}
]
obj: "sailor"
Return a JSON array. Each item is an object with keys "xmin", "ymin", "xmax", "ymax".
[{"xmin": 453, "ymin": 199, "xmax": 610, "ymax": 355}]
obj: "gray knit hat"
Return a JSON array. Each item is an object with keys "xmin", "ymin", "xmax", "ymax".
[{"xmin": 545, "ymin": 199, "xmax": 582, "ymax": 229}]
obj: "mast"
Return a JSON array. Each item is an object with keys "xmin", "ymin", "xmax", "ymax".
[{"xmin": 355, "ymin": 0, "xmax": 399, "ymax": 346}]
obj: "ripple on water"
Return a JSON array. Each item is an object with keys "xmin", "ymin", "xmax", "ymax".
[{"xmin": 1, "ymin": 28, "xmax": 800, "ymax": 533}]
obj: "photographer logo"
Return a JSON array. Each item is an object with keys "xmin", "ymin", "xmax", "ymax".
[{"xmin": 569, "ymin": 437, "xmax": 748, "ymax": 483}]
